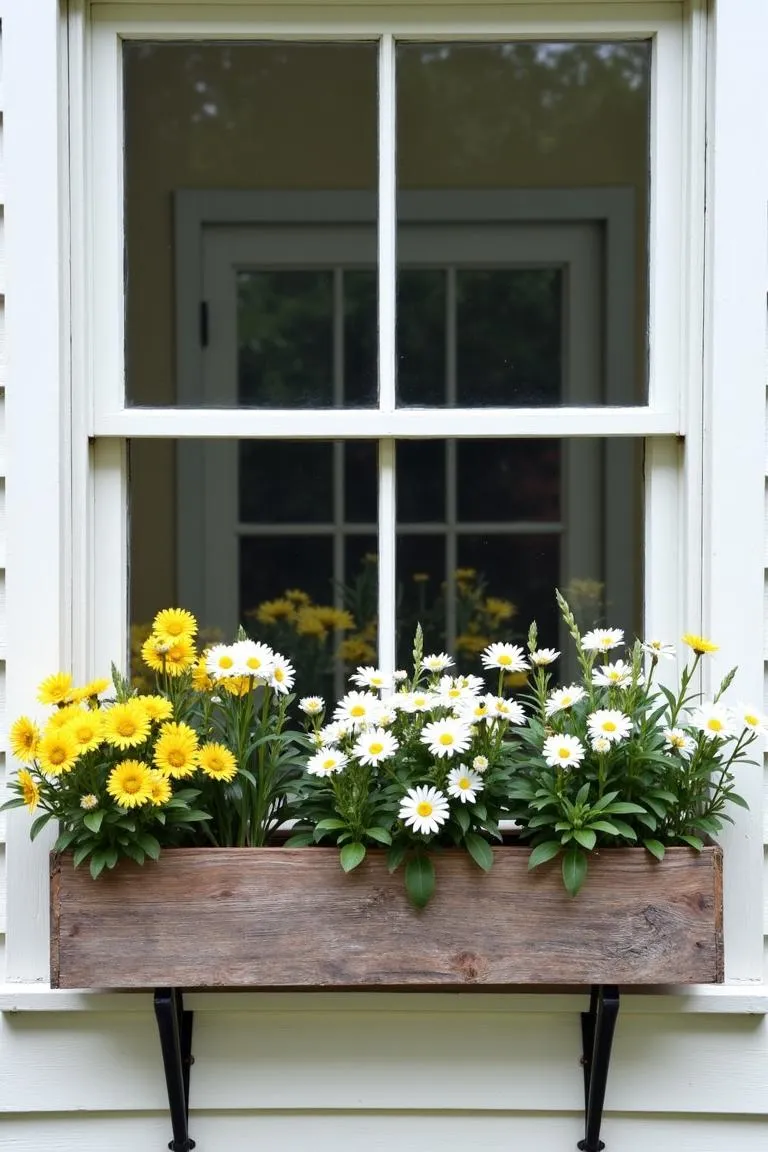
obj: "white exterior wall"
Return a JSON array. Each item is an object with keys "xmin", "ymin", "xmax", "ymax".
[{"xmin": 1, "ymin": 2, "xmax": 768, "ymax": 1149}]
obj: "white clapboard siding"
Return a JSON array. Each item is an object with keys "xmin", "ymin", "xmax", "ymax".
[
  {"xmin": 0, "ymin": 32, "xmax": 6, "ymax": 982},
  {"xmin": 2, "ymin": 1114, "xmax": 768, "ymax": 1152},
  {"xmin": 1, "ymin": 1009, "xmax": 767, "ymax": 1116}
]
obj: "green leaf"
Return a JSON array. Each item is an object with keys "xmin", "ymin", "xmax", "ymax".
[
  {"xmin": 562, "ymin": 847, "xmax": 588, "ymax": 896},
  {"xmin": 603, "ymin": 818, "xmax": 637, "ymax": 841},
  {"xmin": 387, "ymin": 841, "xmax": 407, "ymax": 873},
  {"xmin": 465, "ymin": 832, "xmax": 493, "ymax": 872},
  {"xmin": 454, "ymin": 806, "xmax": 470, "ymax": 835},
  {"xmin": 53, "ymin": 827, "xmax": 80, "ymax": 853},
  {"xmin": 0, "ymin": 797, "xmax": 26, "ymax": 811},
  {"xmin": 725, "ymin": 791, "xmax": 749, "ymax": 810},
  {"xmin": 601, "ymin": 801, "xmax": 647, "ymax": 815},
  {"xmin": 339, "ymin": 842, "xmax": 366, "ymax": 872},
  {"xmin": 122, "ymin": 843, "xmax": 146, "ymax": 865},
  {"xmin": 679, "ymin": 834, "xmax": 704, "ymax": 851},
  {"xmin": 135, "ymin": 832, "xmax": 161, "ymax": 860},
  {"xmin": 72, "ymin": 842, "xmax": 94, "ymax": 869},
  {"xmin": 90, "ymin": 854, "xmax": 108, "ymax": 879},
  {"xmin": 83, "ymin": 810, "xmax": 105, "ymax": 835},
  {"xmin": 365, "ymin": 827, "xmax": 392, "ymax": 846},
  {"xmin": 643, "ymin": 839, "xmax": 666, "ymax": 861},
  {"xmin": 29, "ymin": 812, "xmax": 53, "ymax": 841},
  {"xmin": 315, "ymin": 818, "xmax": 347, "ymax": 832},
  {"xmin": 573, "ymin": 828, "xmax": 597, "ymax": 851},
  {"xmin": 404, "ymin": 854, "xmax": 435, "ymax": 908},
  {"xmin": 588, "ymin": 820, "xmax": 621, "ymax": 836},
  {"xmin": 527, "ymin": 840, "xmax": 561, "ymax": 870},
  {"xmin": 284, "ymin": 830, "xmax": 314, "ymax": 848}
]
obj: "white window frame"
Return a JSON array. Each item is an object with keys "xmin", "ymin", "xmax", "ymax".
[{"xmin": 3, "ymin": 0, "xmax": 766, "ymax": 1001}]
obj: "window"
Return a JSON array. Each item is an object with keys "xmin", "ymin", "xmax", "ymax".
[{"xmin": 5, "ymin": 2, "xmax": 765, "ymax": 989}]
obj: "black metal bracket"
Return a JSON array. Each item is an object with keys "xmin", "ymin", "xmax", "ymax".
[
  {"xmin": 577, "ymin": 985, "xmax": 620, "ymax": 1152},
  {"xmin": 154, "ymin": 988, "xmax": 196, "ymax": 1151}
]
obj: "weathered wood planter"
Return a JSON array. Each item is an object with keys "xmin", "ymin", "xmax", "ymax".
[{"xmin": 50, "ymin": 845, "xmax": 723, "ymax": 989}]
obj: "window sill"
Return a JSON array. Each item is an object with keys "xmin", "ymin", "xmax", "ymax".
[{"xmin": 1, "ymin": 983, "xmax": 766, "ymax": 1014}]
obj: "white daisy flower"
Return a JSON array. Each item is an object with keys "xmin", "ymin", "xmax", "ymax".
[
  {"xmin": 529, "ymin": 648, "xmax": 560, "ymax": 667},
  {"xmin": 481, "ymin": 642, "xmax": 528, "ymax": 673},
  {"xmin": 423, "ymin": 652, "xmax": 455, "ymax": 673},
  {"xmin": 352, "ymin": 727, "xmax": 399, "ymax": 767},
  {"xmin": 641, "ymin": 639, "xmax": 676, "ymax": 661},
  {"xmin": 689, "ymin": 703, "xmax": 731, "ymax": 739},
  {"xmin": 544, "ymin": 685, "xmax": 586, "ymax": 717},
  {"xmin": 318, "ymin": 720, "xmax": 350, "ymax": 746},
  {"xmin": 587, "ymin": 710, "xmax": 632, "ymax": 743},
  {"xmin": 732, "ymin": 703, "xmax": 768, "ymax": 736},
  {"xmin": 472, "ymin": 755, "xmax": 489, "ymax": 773},
  {"xmin": 393, "ymin": 670, "xmax": 408, "ymax": 682},
  {"xmin": 299, "ymin": 696, "xmax": 325, "ymax": 716},
  {"xmin": 582, "ymin": 628, "xmax": 624, "ymax": 652},
  {"xmin": 447, "ymin": 765, "xmax": 484, "ymax": 804},
  {"xmin": 333, "ymin": 690, "xmax": 382, "ymax": 728},
  {"xmin": 420, "ymin": 717, "xmax": 473, "ymax": 759},
  {"xmin": 397, "ymin": 690, "xmax": 438, "ymax": 714},
  {"xmin": 490, "ymin": 697, "xmax": 526, "ymax": 725},
  {"xmin": 436, "ymin": 677, "xmax": 480, "ymax": 707},
  {"xmin": 542, "ymin": 734, "xmax": 586, "ymax": 769},
  {"xmin": 591, "ymin": 736, "xmax": 612, "ymax": 754},
  {"xmin": 663, "ymin": 727, "xmax": 696, "ymax": 759},
  {"xmin": 591, "ymin": 660, "xmax": 633, "ymax": 688},
  {"xmin": 306, "ymin": 748, "xmax": 348, "ymax": 776},
  {"xmin": 457, "ymin": 696, "xmax": 495, "ymax": 724},
  {"xmin": 205, "ymin": 643, "xmax": 239, "ymax": 680},
  {"xmin": 350, "ymin": 666, "xmax": 391, "ymax": 691},
  {"xmin": 270, "ymin": 655, "xmax": 295, "ymax": 695},
  {"xmin": 376, "ymin": 706, "xmax": 397, "ymax": 728},
  {"xmin": 231, "ymin": 639, "xmax": 276, "ymax": 680},
  {"xmin": 398, "ymin": 786, "xmax": 450, "ymax": 835}
]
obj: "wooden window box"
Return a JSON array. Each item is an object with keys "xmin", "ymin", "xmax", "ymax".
[{"xmin": 50, "ymin": 845, "xmax": 723, "ymax": 989}]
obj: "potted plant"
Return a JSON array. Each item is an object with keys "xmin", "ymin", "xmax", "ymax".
[{"xmin": 4, "ymin": 596, "xmax": 755, "ymax": 988}]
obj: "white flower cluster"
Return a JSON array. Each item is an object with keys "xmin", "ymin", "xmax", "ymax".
[{"xmin": 204, "ymin": 640, "xmax": 295, "ymax": 694}]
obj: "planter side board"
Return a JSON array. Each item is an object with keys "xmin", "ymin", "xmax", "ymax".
[{"xmin": 50, "ymin": 846, "xmax": 723, "ymax": 989}]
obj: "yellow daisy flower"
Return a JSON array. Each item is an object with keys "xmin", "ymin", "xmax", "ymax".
[
  {"xmin": 338, "ymin": 636, "xmax": 376, "ymax": 664},
  {"xmin": 107, "ymin": 759, "xmax": 153, "ymax": 808},
  {"xmin": 147, "ymin": 770, "xmax": 172, "ymax": 805},
  {"xmin": 71, "ymin": 677, "xmax": 111, "ymax": 702},
  {"xmin": 65, "ymin": 709, "xmax": 104, "ymax": 754},
  {"xmin": 220, "ymin": 675, "xmax": 250, "ymax": 697},
  {"xmin": 17, "ymin": 768, "xmax": 40, "ymax": 812},
  {"xmin": 102, "ymin": 700, "xmax": 151, "ymax": 750},
  {"xmin": 37, "ymin": 672, "xmax": 74, "ymax": 705},
  {"xmin": 47, "ymin": 703, "xmax": 83, "ymax": 730},
  {"xmin": 141, "ymin": 634, "xmax": 196, "ymax": 677},
  {"xmin": 138, "ymin": 694, "xmax": 174, "ymax": 722},
  {"xmin": 682, "ymin": 633, "xmax": 719, "ymax": 655},
  {"xmin": 191, "ymin": 656, "xmax": 214, "ymax": 693},
  {"xmin": 153, "ymin": 721, "xmax": 199, "ymax": 779},
  {"xmin": 284, "ymin": 588, "xmax": 310, "ymax": 605},
  {"xmin": 256, "ymin": 598, "xmax": 297, "ymax": 625},
  {"xmin": 313, "ymin": 606, "xmax": 355, "ymax": 630},
  {"xmin": 9, "ymin": 716, "xmax": 41, "ymax": 764},
  {"xmin": 37, "ymin": 728, "xmax": 80, "ymax": 776},
  {"xmin": 295, "ymin": 609, "xmax": 327, "ymax": 638},
  {"xmin": 198, "ymin": 742, "xmax": 238, "ymax": 782},
  {"xmin": 152, "ymin": 607, "xmax": 198, "ymax": 646},
  {"xmin": 485, "ymin": 597, "xmax": 516, "ymax": 622}
]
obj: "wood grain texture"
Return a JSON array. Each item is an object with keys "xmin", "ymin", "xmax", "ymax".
[{"xmin": 50, "ymin": 846, "xmax": 723, "ymax": 989}]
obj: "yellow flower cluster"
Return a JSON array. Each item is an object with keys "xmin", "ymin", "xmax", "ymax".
[{"xmin": 140, "ymin": 608, "xmax": 198, "ymax": 678}]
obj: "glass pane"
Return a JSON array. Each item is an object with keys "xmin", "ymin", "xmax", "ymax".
[
  {"xmin": 397, "ymin": 441, "xmax": 445, "ymax": 522},
  {"xmin": 344, "ymin": 270, "xmax": 378, "ymax": 408},
  {"xmin": 344, "ymin": 442, "xmax": 378, "ymax": 524},
  {"xmin": 397, "ymin": 270, "xmax": 447, "ymax": 407},
  {"xmin": 237, "ymin": 271, "xmax": 334, "ymax": 407},
  {"xmin": 396, "ymin": 42, "xmax": 651, "ymax": 407},
  {"xmin": 124, "ymin": 43, "xmax": 377, "ymax": 408},
  {"xmin": 129, "ymin": 439, "xmax": 376, "ymax": 700},
  {"xmin": 393, "ymin": 436, "xmax": 644, "ymax": 677},
  {"xmin": 457, "ymin": 440, "xmax": 560, "ymax": 522}
]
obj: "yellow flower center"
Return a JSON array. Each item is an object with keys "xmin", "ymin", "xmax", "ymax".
[
  {"xmin": 246, "ymin": 657, "xmax": 262, "ymax": 670},
  {"xmin": 123, "ymin": 775, "xmax": 142, "ymax": 794},
  {"xmin": 708, "ymin": 719, "xmax": 723, "ymax": 732},
  {"xmin": 350, "ymin": 705, "xmax": 366, "ymax": 717},
  {"xmin": 274, "ymin": 668, "xmax": 285, "ymax": 682},
  {"xmin": 168, "ymin": 750, "xmax": 185, "ymax": 767},
  {"xmin": 117, "ymin": 719, "xmax": 137, "ymax": 737},
  {"xmin": 558, "ymin": 747, "xmax": 571, "ymax": 759},
  {"xmin": 745, "ymin": 713, "xmax": 758, "ymax": 726},
  {"xmin": 322, "ymin": 758, "xmax": 336, "ymax": 770},
  {"xmin": 50, "ymin": 748, "xmax": 66, "ymax": 764},
  {"xmin": 458, "ymin": 777, "xmax": 471, "ymax": 790},
  {"xmin": 417, "ymin": 801, "xmax": 433, "ymax": 817},
  {"xmin": 448, "ymin": 689, "xmax": 460, "ymax": 698},
  {"xmin": 498, "ymin": 654, "xmax": 512, "ymax": 666},
  {"xmin": 562, "ymin": 696, "xmax": 572, "ymax": 707},
  {"xmin": 218, "ymin": 656, "xmax": 234, "ymax": 670},
  {"xmin": 439, "ymin": 733, "xmax": 454, "ymax": 746},
  {"xmin": 603, "ymin": 721, "xmax": 617, "ymax": 732},
  {"xmin": 369, "ymin": 742, "xmax": 384, "ymax": 755}
]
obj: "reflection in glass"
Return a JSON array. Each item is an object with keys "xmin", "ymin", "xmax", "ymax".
[
  {"xmin": 457, "ymin": 440, "xmax": 560, "ymax": 522},
  {"xmin": 396, "ymin": 41, "xmax": 651, "ymax": 407},
  {"xmin": 397, "ymin": 270, "xmax": 447, "ymax": 407},
  {"xmin": 124, "ymin": 42, "xmax": 377, "ymax": 407},
  {"xmin": 239, "ymin": 441, "xmax": 333, "ymax": 523}
]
